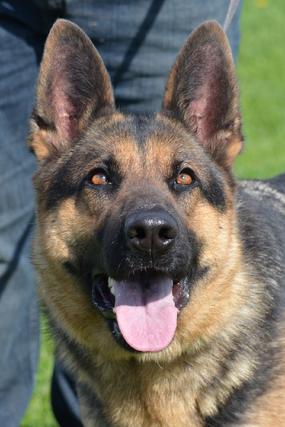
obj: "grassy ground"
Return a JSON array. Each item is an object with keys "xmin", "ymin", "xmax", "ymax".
[
  {"xmin": 235, "ymin": 0, "xmax": 285, "ymax": 178},
  {"xmin": 21, "ymin": 1, "xmax": 285, "ymax": 425},
  {"xmin": 21, "ymin": 320, "xmax": 55, "ymax": 427}
]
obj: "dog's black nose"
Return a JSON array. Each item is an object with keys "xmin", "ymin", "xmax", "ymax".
[{"xmin": 125, "ymin": 209, "xmax": 178, "ymax": 254}]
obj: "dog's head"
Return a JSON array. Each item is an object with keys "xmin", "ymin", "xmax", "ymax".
[{"xmin": 30, "ymin": 19, "xmax": 243, "ymax": 361}]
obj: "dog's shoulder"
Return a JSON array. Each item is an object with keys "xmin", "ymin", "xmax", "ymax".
[
  {"xmin": 205, "ymin": 176, "xmax": 285, "ymax": 426},
  {"xmin": 236, "ymin": 174, "xmax": 285, "ymax": 303},
  {"xmin": 237, "ymin": 173, "xmax": 285, "ymax": 209},
  {"xmin": 267, "ymin": 173, "xmax": 285, "ymax": 195},
  {"xmin": 237, "ymin": 175, "xmax": 285, "ymax": 255}
]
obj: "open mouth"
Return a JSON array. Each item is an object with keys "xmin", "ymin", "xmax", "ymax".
[{"xmin": 91, "ymin": 272, "xmax": 190, "ymax": 353}]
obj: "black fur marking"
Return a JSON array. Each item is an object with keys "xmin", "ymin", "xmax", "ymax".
[
  {"xmin": 43, "ymin": 309, "xmax": 95, "ymax": 379},
  {"xmin": 194, "ymin": 265, "xmax": 209, "ymax": 283},
  {"xmin": 44, "ymin": 161, "xmax": 79, "ymax": 210},
  {"xmin": 63, "ymin": 261, "xmax": 79, "ymax": 277},
  {"xmin": 205, "ymin": 352, "xmax": 274, "ymax": 426},
  {"xmin": 76, "ymin": 382, "xmax": 109, "ymax": 427},
  {"xmin": 201, "ymin": 168, "xmax": 226, "ymax": 212},
  {"xmin": 131, "ymin": 114, "xmax": 153, "ymax": 149}
]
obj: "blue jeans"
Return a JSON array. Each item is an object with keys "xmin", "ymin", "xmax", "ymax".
[{"xmin": 0, "ymin": 1, "xmax": 242, "ymax": 426}]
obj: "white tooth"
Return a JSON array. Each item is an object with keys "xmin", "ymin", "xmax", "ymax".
[{"xmin": 108, "ymin": 277, "xmax": 116, "ymax": 296}]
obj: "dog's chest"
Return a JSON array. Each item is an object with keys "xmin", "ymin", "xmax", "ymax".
[{"xmin": 81, "ymin": 361, "xmax": 206, "ymax": 427}]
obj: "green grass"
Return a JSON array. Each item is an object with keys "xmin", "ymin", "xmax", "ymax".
[
  {"xmin": 22, "ymin": 1, "xmax": 285, "ymax": 425},
  {"xmin": 21, "ymin": 320, "xmax": 56, "ymax": 427},
  {"xmin": 235, "ymin": 0, "xmax": 285, "ymax": 178}
]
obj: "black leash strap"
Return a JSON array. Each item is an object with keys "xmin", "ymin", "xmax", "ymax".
[{"xmin": 113, "ymin": 0, "xmax": 165, "ymax": 88}]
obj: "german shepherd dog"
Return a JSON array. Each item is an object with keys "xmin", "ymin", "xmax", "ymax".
[{"xmin": 29, "ymin": 19, "xmax": 285, "ymax": 426}]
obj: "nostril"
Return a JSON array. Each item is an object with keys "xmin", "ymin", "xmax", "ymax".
[
  {"xmin": 159, "ymin": 226, "xmax": 177, "ymax": 241},
  {"xmin": 127, "ymin": 226, "xmax": 146, "ymax": 240}
]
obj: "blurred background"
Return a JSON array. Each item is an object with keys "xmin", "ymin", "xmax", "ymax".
[{"xmin": 21, "ymin": 0, "xmax": 285, "ymax": 425}]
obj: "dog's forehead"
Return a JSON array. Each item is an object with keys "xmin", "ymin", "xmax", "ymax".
[{"xmin": 82, "ymin": 112, "xmax": 205, "ymax": 174}]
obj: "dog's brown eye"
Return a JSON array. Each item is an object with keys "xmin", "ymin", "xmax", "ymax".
[
  {"xmin": 176, "ymin": 170, "xmax": 193, "ymax": 186},
  {"xmin": 89, "ymin": 171, "xmax": 109, "ymax": 186}
]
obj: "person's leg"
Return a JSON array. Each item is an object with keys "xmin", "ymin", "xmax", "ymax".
[
  {"xmin": 0, "ymin": 4, "xmax": 82, "ymax": 427},
  {"xmin": 0, "ymin": 1, "xmax": 75, "ymax": 424},
  {"xmin": 0, "ymin": 17, "xmax": 43, "ymax": 427},
  {"xmin": 51, "ymin": 361, "xmax": 83, "ymax": 427}
]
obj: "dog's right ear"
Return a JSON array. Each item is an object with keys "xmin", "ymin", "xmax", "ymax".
[{"xmin": 29, "ymin": 19, "xmax": 115, "ymax": 161}]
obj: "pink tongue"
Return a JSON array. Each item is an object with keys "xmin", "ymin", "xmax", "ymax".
[{"xmin": 114, "ymin": 276, "xmax": 178, "ymax": 352}]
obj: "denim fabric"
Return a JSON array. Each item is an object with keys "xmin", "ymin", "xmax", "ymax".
[
  {"xmin": 0, "ymin": 1, "xmax": 242, "ymax": 426},
  {"xmin": 65, "ymin": 0, "xmax": 242, "ymax": 113},
  {"xmin": 0, "ymin": 18, "xmax": 40, "ymax": 427}
]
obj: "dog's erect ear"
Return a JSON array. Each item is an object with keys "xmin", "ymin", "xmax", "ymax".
[
  {"xmin": 29, "ymin": 19, "xmax": 115, "ymax": 161},
  {"xmin": 162, "ymin": 21, "xmax": 243, "ymax": 167}
]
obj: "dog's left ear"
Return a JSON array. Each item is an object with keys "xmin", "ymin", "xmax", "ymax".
[
  {"xmin": 29, "ymin": 19, "xmax": 115, "ymax": 161},
  {"xmin": 162, "ymin": 21, "xmax": 243, "ymax": 168}
]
